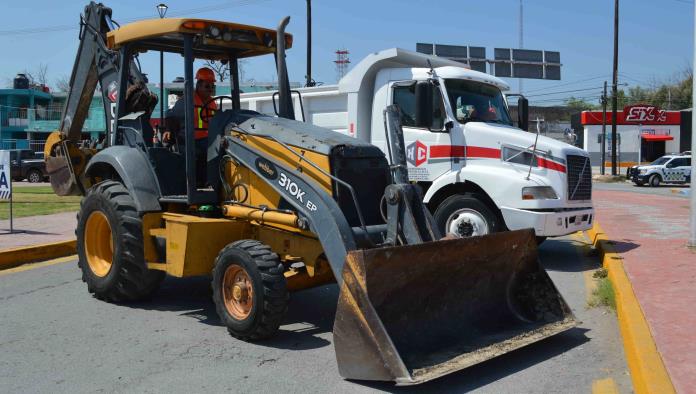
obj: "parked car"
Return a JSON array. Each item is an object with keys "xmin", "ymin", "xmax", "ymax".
[
  {"xmin": 9, "ymin": 149, "xmax": 48, "ymax": 183},
  {"xmin": 627, "ymin": 153, "xmax": 692, "ymax": 187}
]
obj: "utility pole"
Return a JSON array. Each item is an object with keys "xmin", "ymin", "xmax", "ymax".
[
  {"xmin": 611, "ymin": 0, "xmax": 619, "ymax": 175},
  {"xmin": 601, "ymin": 81, "xmax": 608, "ymax": 175},
  {"xmin": 689, "ymin": 2, "xmax": 696, "ymax": 248}
]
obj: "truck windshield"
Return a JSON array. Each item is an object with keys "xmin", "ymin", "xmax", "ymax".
[
  {"xmin": 650, "ymin": 157, "xmax": 670, "ymax": 166},
  {"xmin": 445, "ymin": 79, "xmax": 512, "ymax": 126}
]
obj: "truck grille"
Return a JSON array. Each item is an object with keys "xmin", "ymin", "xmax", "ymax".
[{"xmin": 567, "ymin": 155, "xmax": 592, "ymax": 201}]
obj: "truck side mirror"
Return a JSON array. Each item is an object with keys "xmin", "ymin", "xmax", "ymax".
[
  {"xmin": 415, "ymin": 81, "xmax": 433, "ymax": 128},
  {"xmin": 518, "ymin": 96, "xmax": 529, "ymax": 131}
]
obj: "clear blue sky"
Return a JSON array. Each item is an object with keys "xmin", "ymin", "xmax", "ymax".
[{"xmin": 0, "ymin": 0, "xmax": 693, "ymax": 106}]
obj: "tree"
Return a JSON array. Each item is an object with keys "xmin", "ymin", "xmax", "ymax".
[
  {"xmin": 55, "ymin": 75, "xmax": 70, "ymax": 92},
  {"xmin": 203, "ymin": 60, "xmax": 229, "ymax": 82},
  {"xmin": 23, "ymin": 63, "xmax": 49, "ymax": 86},
  {"xmin": 565, "ymin": 97, "xmax": 599, "ymax": 111},
  {"xmin": 203, "ymin": 59, "xmax": 249, "ymax": 85}
]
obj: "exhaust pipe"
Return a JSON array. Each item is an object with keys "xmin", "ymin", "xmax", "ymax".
[{"xmin": 276, "ymin": 16, "xmax": 295, "ymax": 120}]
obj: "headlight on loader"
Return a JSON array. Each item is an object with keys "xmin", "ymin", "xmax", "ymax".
[{"xmin": 522, "ymin": 186, "xmax": 558, "ymax": 200}]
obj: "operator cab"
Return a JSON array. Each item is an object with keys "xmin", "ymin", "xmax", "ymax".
[{"xmin": 105, "ymin": 18, "xmax": 293, "ymax": 204}]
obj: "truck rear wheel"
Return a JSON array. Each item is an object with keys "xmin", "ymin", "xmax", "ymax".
[
  {"xmin": 76, "ymin": 180, "xmax": 164, "ymax": 302},
  {"xmin": 434, "ymin": 193, "xmax": 501, "ymax": 238},
  {"xmin": 212, "ymin": 240, "xmax": 288, "ymax": 341}
]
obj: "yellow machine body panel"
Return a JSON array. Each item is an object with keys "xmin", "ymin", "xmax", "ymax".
[
  {"xmin": 142, "ymin": 212, "xmax": 332, "ymax": 290},
  {"xmin": 157, "ymin": 213, "xmax": 250, "ymax": 277},
  {"xmin": 225, "ymin": 134, "xmax": 333, "ymax": 209}
]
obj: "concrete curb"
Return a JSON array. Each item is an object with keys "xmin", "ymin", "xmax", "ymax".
[
  {"xmin": 0, "ymin": 240, "xmax": 77, "ymax": 270},
  {"xmin": 585, "ymin": 223, "xmax": 675, "ymax": 394}
]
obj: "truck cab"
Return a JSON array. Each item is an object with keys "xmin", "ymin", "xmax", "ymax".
[{"xmin": 363, "ymin": 63, "xmax": 593, "ymax": 238}]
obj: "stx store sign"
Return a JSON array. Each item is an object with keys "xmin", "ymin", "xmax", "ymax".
[{"xmin": 623, "ymin": 105, "xmax": 667, "ymax": 123}]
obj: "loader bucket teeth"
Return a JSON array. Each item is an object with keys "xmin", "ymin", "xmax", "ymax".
[{"xmin": 333, "ymin": 229, "xmax": 576, "ymax": 385}]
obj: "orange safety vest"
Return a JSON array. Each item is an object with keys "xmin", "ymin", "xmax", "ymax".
[{"xmin": 193, "ymin": 94, "xmax": 218, "ymax": 140}]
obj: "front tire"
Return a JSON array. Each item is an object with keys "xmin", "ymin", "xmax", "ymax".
[
  {"xmin": 649, "ymin": 174, "xmax": 661, "ymax": 187},
  {"xmin": 433, "ymin": 193, "xmax": 501, "ymax": 238},
  {"xmin": 76, "ymin": 180, "xmax": 165, "ymax": 302},
  {"xmin": 27, "ymin": 169, "xmax": 42, "ymax": 183},
  {"xmin": 212, "ymin": 240, "xmax": 288, "ymax": 341}
]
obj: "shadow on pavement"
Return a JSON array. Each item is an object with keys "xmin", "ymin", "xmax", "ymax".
[
  {"xmin": 538, "ymin": 238, "xmax": 599, "ymax": 273},
  {"xmin": 606, "ymin": 239, "xmax": 640, "ymax": 254},
  {"xmin": 123, "ymin": 276, "xmax": 338, "ymax": 350},
  {"xmin": 355, "ymin": 327, "xmax": 591, "ymax": 393}
]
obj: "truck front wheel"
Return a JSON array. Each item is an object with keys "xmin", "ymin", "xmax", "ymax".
[{"xmin": 434, "ymin": 194, "xmax": 501, "ymax": 238}]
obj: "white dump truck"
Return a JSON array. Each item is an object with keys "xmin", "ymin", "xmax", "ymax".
[{"xmin": 239, "ymin": 48, "xmax": 594, "ymax": 240}]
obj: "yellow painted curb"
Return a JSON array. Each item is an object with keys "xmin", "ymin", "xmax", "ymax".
[
  {"xmin": 586, "ymin": 223, "xmax": 675, "ymax": 394},
  {"xmin": 0, "ymin": 240, "xmax": 77, "ymax": 270}
]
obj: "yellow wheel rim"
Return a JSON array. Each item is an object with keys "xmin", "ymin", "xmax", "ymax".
[
  {"xmin": 84, "ymin": 211, "xmax": 114, "ymax": 277},
  {"xmin": 222, "ymin": 265, "xmax": 253, "ymax": 320}
]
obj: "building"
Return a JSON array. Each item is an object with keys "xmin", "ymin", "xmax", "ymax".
[
  {"xmin": 581, "ymin": 105, "xmax": 690, "ymax": 167},
  {"xmin": 1, "ymin": 79, "xmax": 296, "ymax": 152}
]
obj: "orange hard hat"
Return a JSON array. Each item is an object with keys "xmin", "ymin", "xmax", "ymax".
[{"xmin": 195, "ymin": 67, "xmax": 216, "ymax": 83}]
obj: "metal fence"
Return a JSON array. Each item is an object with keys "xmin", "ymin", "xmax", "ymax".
[{"xmin": 0, "ymin": 139, "xmax": 46, "ymax": 152}]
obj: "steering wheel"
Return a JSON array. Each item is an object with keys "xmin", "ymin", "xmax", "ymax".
[{"xmin": 200, "ymin": 96, "xmax": 233, "ymax": 123}]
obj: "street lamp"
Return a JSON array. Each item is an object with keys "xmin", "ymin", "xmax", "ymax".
[
  {"xmin": 157, "ymin": 4, "xmax": 168, "ymax": 141},
  {"xmin": 157, "ymin": 3, "xmax": 168, "ymax": 18}
]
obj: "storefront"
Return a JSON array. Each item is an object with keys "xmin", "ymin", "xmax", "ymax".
[{"xmin": 581, "ymin": 105, "xmax": 684, "ymax": 167}]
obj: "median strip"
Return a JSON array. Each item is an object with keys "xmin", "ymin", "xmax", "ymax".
[
  {"xmin": 586, "ymin": 223, "xmax": 675, "ymax": 394},
  {"xmin": 0, "ymin": 240, "xmax": 77, "ymax": 270}
]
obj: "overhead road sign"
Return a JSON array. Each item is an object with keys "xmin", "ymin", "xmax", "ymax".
[
  {"xmin": 417, "ymin": 43, "xmax": 561, "ymax": 80},
  {"xmin": 416, "ymin": 43, "xmax": 487, "ymax": 73}
]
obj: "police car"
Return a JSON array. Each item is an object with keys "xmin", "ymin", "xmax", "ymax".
[{"xmin": 627, "ymin": 153, "xmax": 692, "ymax": 187}]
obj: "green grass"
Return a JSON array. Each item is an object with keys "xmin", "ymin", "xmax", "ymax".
[
  {"xmin": 588, "ymin": 273, "xmax": 617, "ymax": 311},
  {"xmin": 0, "ymin": 186, "xmax": 81, "ymax": 220}
]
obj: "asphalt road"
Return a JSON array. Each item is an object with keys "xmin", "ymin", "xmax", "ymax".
[
  {"xmin": 0, "ymin": 235, "xmax": 630, "ymax": 393},
  {"xmin": 594, "ymin": 179, "xmax": 691, "ymax": 199}
]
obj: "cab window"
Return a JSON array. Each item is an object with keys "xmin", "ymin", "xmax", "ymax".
[
  {"xmin": 392, "ymin": 82, "xmax": 445, "ymax": 130},
  {"xmin": 668, "ymin": 158, "xmax": 689, "ymax": 167}
]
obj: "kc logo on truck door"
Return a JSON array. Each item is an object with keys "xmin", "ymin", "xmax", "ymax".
[{"xmin": 406, "ymin": 140, "xmax": 428, "ymax": 167}]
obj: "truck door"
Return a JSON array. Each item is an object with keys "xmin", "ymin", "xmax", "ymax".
[{"xmin": 389, "ymin": 81, "xmax": 454, "ymax": 182}]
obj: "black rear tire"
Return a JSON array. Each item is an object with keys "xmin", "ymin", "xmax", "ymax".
[
  {"xmin": 433, "ymin": 193, "xmax": 501, "ymax": 238},
  {"xmin": 76, "ymin": 180, "xmax": 165, "ymax": 302},
  {"xmin": 212, "ymin": 240, "xmax": 288, "ymax": 341}
]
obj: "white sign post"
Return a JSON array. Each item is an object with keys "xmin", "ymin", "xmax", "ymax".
[{"xmin": 0, "ymin": 150, "xmax": 13, "ymax": 233}]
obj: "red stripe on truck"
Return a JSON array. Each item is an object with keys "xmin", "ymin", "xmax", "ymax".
[
  {"xmin": 427, "ymin": 144, "xmax": 566, "ymax": 173},
  {"xmin": 537, "ymin": 157, "xmax": 566, "ymax": 173}
]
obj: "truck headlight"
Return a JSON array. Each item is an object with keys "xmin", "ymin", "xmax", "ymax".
[
  {"xmin": 522, "ymin": 186, "xmax": 558, "ymax": 200},
  {"xmin": 639, "ymin": 169, "xmax": 647, "ymax": 175}
]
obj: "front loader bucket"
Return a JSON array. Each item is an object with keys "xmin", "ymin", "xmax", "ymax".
[{"xmin": 333, "ymin": 229, "xmax": 576, "ymax": 385}]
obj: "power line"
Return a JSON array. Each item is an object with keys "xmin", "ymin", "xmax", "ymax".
[
  {"xmin": 0, "ymin": 0, "xmax": 271, "ymax": 37},
  {"xmin": 523, "ymin": 74, "xmax": 610, "ymax": 94},
  {"xmin": 525, "ymin": 86, "xmax": 605, "ymax": 98}
]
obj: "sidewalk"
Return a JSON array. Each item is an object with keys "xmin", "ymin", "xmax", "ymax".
[
  {"xmin": 593, "ymin": 189, "xmax": 696, "ymax": 393},
  {"xmin": 0, "ymin": 211, "xmax": 77, "ymax": 251}
]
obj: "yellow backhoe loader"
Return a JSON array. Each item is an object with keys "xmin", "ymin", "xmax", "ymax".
[{"xmin": 45, "ymin": 2, "xmax": 576, "ymax": 385}]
